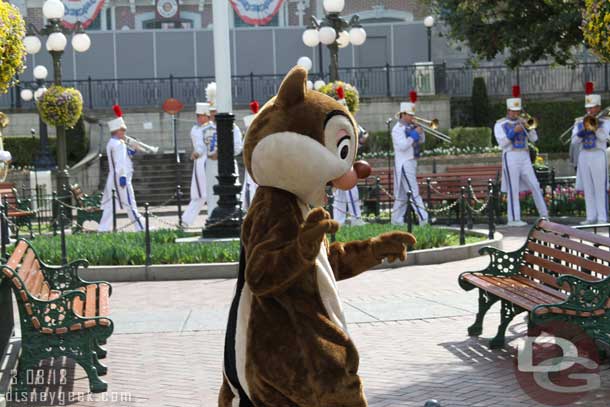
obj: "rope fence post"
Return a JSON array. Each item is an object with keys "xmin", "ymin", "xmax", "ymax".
[
  {"xmin": 550, "ymin": 167, "xmax": 556, "ymax": 217},
  {"xmin": 459, "ymin": 187, "xmax": 466, "ymax": 245},
  {"xmin": 466, "ymin": 178, "xmax": 474, "ymax": 230},
  {"xmin": 0, "ymin": 203, "xmax": 6, "ymax": 260},
  {"xmin": 36, "ymin": 184, "xmax": 42, "ymax": 235},
  {"xmin": 487, "ymin": 180, "xmax": 495, "ymax": 240},
  {"xmin": 176, "ymin": 185, "xmax": 183, "ymax": 229},
  {"xmin": 145, "ymin": 203, "xmax": 151, "ymax": 266},
  {"xmin": 112, "ymin": 189, "xmax": 117, "ymax": 233},
  {"xmin": 59, "ymin": 204, "xmax": 67, "ymax": 266},
  {"xmin": 426, "ymin": 177, "xmax": 432, "ymax": 209},
  {"xmin": 374, "ymin": 177, "xmax": 381, "ymax": 220},
  {"xmin": 406, "ymin": 190, "xmax": 413, "ymax": 233}
]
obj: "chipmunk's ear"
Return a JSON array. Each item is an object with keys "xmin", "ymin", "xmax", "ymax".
[{"xmin": 275, "ymin": 66, "xmax": 307, "ymax": 109}]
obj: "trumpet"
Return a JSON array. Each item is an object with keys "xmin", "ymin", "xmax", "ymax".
[
  {"xmin": 412, "ymin": 116, "xmax": 452, "ymax": 143},
  {"xmin": 560, "ymin": 106, "xmax": 610, "ymax": 144},
  {"xmin": 519, "ymin": 112, "xmax": 538, "ymax": 130},
  {"xmin": 125, "ymin": 135, "xmax": 159, "ymax": 154}
]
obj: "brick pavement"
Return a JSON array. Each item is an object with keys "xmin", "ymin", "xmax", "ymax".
[{"xmin": 6, "ymin": 225, "xmax": 610, "ymax": 406}]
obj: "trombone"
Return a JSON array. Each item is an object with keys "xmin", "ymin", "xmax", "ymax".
[
  {"xmin": 519, "ymin": 112, "xmax": 538, "ymax": 130},
  {"xmin": 412, "ymin": 116, "xmax": 452, "ymax": 143},
  {"xmin": 559, "ymin": 106, "xmax": 610, "ymax": 144}
]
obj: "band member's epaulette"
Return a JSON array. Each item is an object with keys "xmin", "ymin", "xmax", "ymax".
[
  {"xmin": 496, "ymin": 118, "xmax": 507, "ymax": 123},
  {"xmin": 574, "ymin": 116, "xmax": 584, "ymax": 122}
]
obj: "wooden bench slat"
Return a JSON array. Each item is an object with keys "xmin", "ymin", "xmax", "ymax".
[
  {"xmin": 27, "ymin": 270, "xmax": 45, "ymax": 298},
  {"xmin": 462, "ymin": 274, "xmax": 539, "ymax": 310},
  {"xmin": 99, "ymin": 284, "xmax": 110, "ymax": 317},
  {"xmin": 485, "ymin": 276, "xmax": 564, "ymax": 306},
  {"xmin": 73, "ymin": 292, "xmax": 84, "ymax": 316},
  {"xmin": 39, "ymin": 282, "xmax": 50, "ymax": 301},
  {"xmin": 527, "ymin": 241, "xmax": 610, "ymax": 278},
  {"xmin": 531, "ymin": 230, "xmax": 610, "ymax": 264},
  {"xmin": 18, "ymin": 249, "xmax": 37, "ymax": 282},
  {"xmin": 512, "ymin": 276, "xmax": 568, "ymax": 301},
  {"xmin": 7, "ymin": 241, "xmax": 28, "ymax": 270},
  {"xmin": 539, "ymin": 220, "xmax": 610, "ymax": 248},
  {"xmin": 523, "ymin": 253, "xmax": 598, "ymax": 282},
  {"xmin": 519, "ymin": 265, "xmax": 563, "ymax": 289},
  {"xmin": 85, "ymin": 285, "xmax": 97, "ymax": 318}
]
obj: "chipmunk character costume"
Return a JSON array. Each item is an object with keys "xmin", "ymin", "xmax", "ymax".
[{"xmin": 219, "ymin": 67, "xmax": 415, "ymax": 407}]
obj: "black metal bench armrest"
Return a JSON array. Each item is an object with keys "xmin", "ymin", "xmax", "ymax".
[
  {"xmin": 40, "ymin": 259, "xmax": 112, "ymax": 295},
  {"xmin": 458, "ymin": 245, "xmax": 526, "ymax": 291},
  {"xmin": 533, "ymin": 274, "xmax": 610, "ymax": 316},
  {"xmin": 81, "ymin": 193, "xmax": 102, "ymax": 208}
]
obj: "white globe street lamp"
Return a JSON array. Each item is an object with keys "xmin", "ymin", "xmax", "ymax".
[
  {"xmin": 349, "ymin": 27, "xmax": 366, "ymax": 46},
  {"xmin": 297, "ymin": 56, "xmax": 313, "ymax": 72},
  {"xmin": 302, "ymin": 28, "xmax": 320, "ymax": 47},
  {"xmin": 318, "ymin": 26, "xmax": 337, "ymax": 45},
  {"xmin": 337, "ymin": 31, "xmax": 350, "ymax": 48},
  {"xmin": 424, "ymin": 15, "xmax": 435, "ymax": 28},
  {"xmin": 314, "ymin": 80, "xmax": 326, "ymax": 90},
  {"xmin": 33, "ymin": 65, "xmax": 48, "ymax": 80},
  {"xmin": 23, "ymin": 35, "xmax": 42, "ymax": 54},
  {"xmin": 424, "ymin": 15, "xmax": 435, "ymax": 62},
  {"xmin": 323, "ymin": 0, "xmax": 344, "ymax": 13},
  {"xmin": 72, "ymin": 32, "xmax": 91, "ymax": 53},
  {"xmin": 20, "ymin": 89, "xmax": 33, "ymax": 102},
  {"xmin": 42, "ymin": 0, "xmax": 65, "ymax": 20},
  {"xmin": 46, "ymin": 32, "xmax": 67, "ymax": 52},
  {"xmin": 34, "ymin": 87, "xmax": 47, "ymax": 101}
]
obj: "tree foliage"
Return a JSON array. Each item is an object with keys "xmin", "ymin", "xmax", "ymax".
[
  {"xmin": 583, "ymin": 0, "xmax": 610, "ymax": 62},
  {"xmin": 425, "ymin": 0, "xmax": 585, "ymax": 68}
]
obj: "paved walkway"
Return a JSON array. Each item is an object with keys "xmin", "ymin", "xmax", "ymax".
[{"xmin": 4, "ymin": 226, "xmax": 610, "ymax": 406}]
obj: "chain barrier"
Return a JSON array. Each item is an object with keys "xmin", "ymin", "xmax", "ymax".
[{"xmin": 378, "ymin": 184, "xmax": 459, "ymax": 214}]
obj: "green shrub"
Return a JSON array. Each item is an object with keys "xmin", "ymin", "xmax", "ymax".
[
  {"xmin": 359, "ymin": 130, "xmax": 392, "ymax": 156},
  {"xmin": 65, "ymin": 116, "xmax": 88, "ymax": 165},
  {"xmin": 448, "ymin": 127, "xmax": 492, "ymax": 149},
  {"xmin": 22, "ymin": 225, "xmax": 485, "ymax": 266},
  {"xmin": 4, "ymin": 136, "xmax": 57, "ymax": 167},
  {"xmin": 471, "ymin": 77, "xmax": 490, "ymax": 126}
]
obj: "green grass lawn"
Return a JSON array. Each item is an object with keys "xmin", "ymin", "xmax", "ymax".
[{"xmin": 22, "ymin": 224, "xmax": 486, "ymax": 266}]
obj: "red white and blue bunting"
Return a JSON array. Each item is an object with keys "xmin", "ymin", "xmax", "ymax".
[
  {"xmin": 62, "ymin": 0, "xmax": 106, "ymax": 29},
  {"xmin": 230, "ymin": 0, "xmax": 284, "ymax": 26}
]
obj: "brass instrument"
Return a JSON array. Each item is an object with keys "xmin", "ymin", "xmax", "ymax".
[
  {"xmin": 560, "ymin": 106, "xmax": 610, "ymax": 144},
  {"xmin": 412, "ymin": 115, "xmax": 452, "ymax": 143},
  {"xmin": 125, "ymin": 135, "xmax": 159, "ymax": 154},
  {"xmin": 0, "ymin": 113, "xmax": 11, "ymax": 182},
  {"xmin": 519, "ymin": 112, "xmax": 538, "ymax": 130}
]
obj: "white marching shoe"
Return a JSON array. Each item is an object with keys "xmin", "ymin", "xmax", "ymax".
[
  {"xmin": 579, "ymin": 219, "xmax": 596, "ymax": 225},
  {"xmin": 350, "ymin": 218, "xmax": 366, "ymax": 226}
]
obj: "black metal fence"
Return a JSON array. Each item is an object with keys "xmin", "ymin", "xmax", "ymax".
[{"xmin": 3, "ymin": 62, "xmax": 610, "ymax": 110}]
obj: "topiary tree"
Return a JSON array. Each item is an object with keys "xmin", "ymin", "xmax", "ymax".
[
  {"xmin": 471, "ymin": 77, "xmax": 490, "ymax": 127},
  {"xmin": 0, "ymin": 2, "xmax": 25, "ymax": 94}
]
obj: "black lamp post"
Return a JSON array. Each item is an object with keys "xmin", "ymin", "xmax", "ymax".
[
  {"xmin": 424, "ymin": 16, "xmax": 435, "ymax": 63},
  {"xmin": 20, "ymin": 66, "xmax": 56, "ymax": 171},
  {"xmin": 22, "ymin": 0, "xmax": 91, "ymax": 195},
  {"xmin": 302, "ymin": 0, "xmax": 367, "ymax": 82}
]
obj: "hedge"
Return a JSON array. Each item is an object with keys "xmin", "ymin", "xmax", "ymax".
[
  {"xmin": 452, "ymin": 96, "xmax": 593, "ymax": 153},
  {"xmin": 5, "ymin": 117, "xmax": 88, "ymax": 167}
]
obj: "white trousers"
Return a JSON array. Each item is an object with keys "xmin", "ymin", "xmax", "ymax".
[
  {"xmin": 391, "ymin": 160, "xmax": 428, "ymax": 225},
  {"xmin": 578, "ymin": 149, "xmax": 608, "ymax": 223},
  {"xmin": 502, "ymin": 151, "xmax": 548, "ymax": 222},
  {"xmin": 182, "ymin": 198, "xmax": 205, "ymax": 226},
  {"xmin": 98, "ymin": 181, "xmax": 145, "ymax": 232},
  {"xmin": 333, "ymin": 186, "xmax": 362, "ymax": 225},
  {"xmin": 240, "ymin": 171, "xmax": 258, "ymax": 211}
]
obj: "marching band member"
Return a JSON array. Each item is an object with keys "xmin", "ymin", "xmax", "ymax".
[
  {"xmin": 391, "ymin": 91, "xmax": 429, "ymax": 225},
  {"xmin": 98, "ymin": 105, "xmax": 145, "ymax": 232},
  {"xmin": 203, "ymin": 82, "xmax": 244, "ymax": 217},
  {"xmin": 571, "ymin": 82, "xmax": 610, "ymax": 224},
  {"xmin": 182, "ymin": 102, "xmax": 212, "ymax": 226},
  {"xmin": 241, "ymin": 100, "xmax": 260, "ymax": 211},
  {"xmin": 495, "ymin": 86, "xmax": 548, "ymax": 227}
]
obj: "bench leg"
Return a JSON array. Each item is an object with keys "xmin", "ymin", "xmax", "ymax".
[
  {"xmin": 489, "ymin": 300, "xmax": 521, "ymax": 349},
  {"xmin": 92, "ymin": 350, "xmax": 108, "ymax": 376},
  {"xmin": 468, "ymin": 289, "xmax": 498, "ymax": 336},
  {"xmin": 94, "ymin": 339, "xmax": 107, "ymax": 359},
  {"xmin": 75, "ymin": 342, "xmax": 107, "ymax": 393}
]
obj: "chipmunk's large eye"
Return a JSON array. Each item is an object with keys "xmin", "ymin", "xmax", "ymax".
[{"xmin": 324, "ymin": 111, "xmax": 356, "ymax": 163}]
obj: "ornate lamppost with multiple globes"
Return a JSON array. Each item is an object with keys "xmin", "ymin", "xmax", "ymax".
[
  {"xmin": 22, "ymin": 0, "xmax": 91, "ymax": 193},
  {"xmin": 20, "ymin": 65, "xmax": 56, "ymax": 171},
  {"xmin": 302, "ymin": 0, "xmax": 367, "ymax": 82}
]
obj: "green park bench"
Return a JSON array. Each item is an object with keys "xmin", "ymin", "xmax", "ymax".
[
  {"xmin": 1, "ymin": 239, "xmax": 113, "ymax": 394},
  {"xmin": 459, "ymin": 219, "xmax": 610, "ymax": 349},
  {"xmin": 70, "ymin": 184, "xmax": 103, "ymax": 232}
]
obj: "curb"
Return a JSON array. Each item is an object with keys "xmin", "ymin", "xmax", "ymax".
[{"xmin": 80, "ymin": 229, "xmax": 502, "ymax": 282}]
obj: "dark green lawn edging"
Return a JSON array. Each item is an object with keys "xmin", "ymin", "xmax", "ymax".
[{"xmin": 22, "ymin": 225, "xmax": 485, "ymax": 266}]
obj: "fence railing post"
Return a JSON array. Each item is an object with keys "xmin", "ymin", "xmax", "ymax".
[
  {"xmin": 249, "ymin": 72, "xmax": 255, "ymax": 102},
  {"xmin": 459, "ymin": 187, "xmax": 466, "ymax": 245},
  {"xmin": 0, "ymin": 203, "xmax": 6, "ymax": 260},
  {"xmin": 550, "ymin": 167, "xmax": 556, "ymax": 217},
  {"xmin": 169, "ymin": 74, "xmax": 174, "ymax": 98},
  {"xmin": 59, "ymin": 204, "xmax": 67, "ymax": 266},
  {"xmin": 145, "ymin": 203, "xmax": 151, "ymax": 266},
  {"xmin": 52, "ymin": 191, "xmax": 58, "ymax": 236},
  {"xmin": 176, "ymin": 185, "xmax": 183, "ymax": 229},
  {"xmin": 385, "ymin": 63, "xmax": 391, "ymax": 97},
  {"xmin": 466, "ymin": 178, "xmax": 473, "ymax": 230},
  {"xmin": 406, "ymin": 190, "xmax": 413, "ymax": 233},
  {"xmin": 426, "ymin": 177, "xmax": 432, "ymax": 209},
  {"xmin": 487, "ymin": 180, "xmax": 495, "ymax": 240},
  {"xmin": 88, "ymin": 76, "xmax": 93, "ymax": 109},
  {"xmin": 112, "ymin": 189, "xmax": 117, "ymax": 233}
]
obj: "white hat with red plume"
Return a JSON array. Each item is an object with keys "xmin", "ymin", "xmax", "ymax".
[
  {"xmin": 506, "ymin": 85, "xmax": 522, "ymax": 111},
  {"xmin": 243, "ymin": 100, "xmax": 260, "ymax": 128},
  {"xmin": 108, "ymin": 104, "xmax": 127, "ymax": 132},
  {"xmin": 585, "ymin": 82, "xmax": 601, "ymax": 108},
  {"xmin": 396, "ymin": 90, "xmax": 417, "ymax": 117}
]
